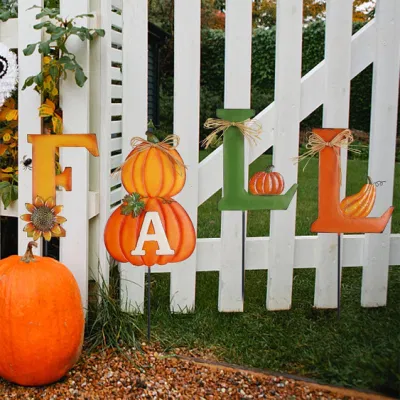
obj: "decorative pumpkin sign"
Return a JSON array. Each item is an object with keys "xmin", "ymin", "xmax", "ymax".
[
  {"xmin": 105, "ymin": 133, "xmax": 196, "ymax": 267},
  {"xmin": 105, "ymin": 194, "xmax": 196, "ymax": 266},
  {"xmin": 340, "ymin": 176, "xmax": 376, "ymax": 218},
  {"xmin": 121, "ymin": 134, "xmax": 186, "ymax": 198},
  {"xmin": 306, "ymin": 128, "xmax": 393, "ymax": 233},
  {"xmin": 203, "ymin": 109, "xmax": 297, "ymax": 211},
  {"xmin": 0, "ymin": 242, "xmax": 84, "ymax": 386},
  {"xmin": 249, "ymin": 165, "xmax": 285, "ymax": 196}
]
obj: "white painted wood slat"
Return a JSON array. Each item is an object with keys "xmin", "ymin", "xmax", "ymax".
[
  {"xmin": 314, "ymin": 0, "xmax": 353, "ymax": 308},
  {"xmin": 111, "ymin": 67, "xmax": 122, "ymax": 81},
  {"xmin": 362, "ymin": 0, "xmax": 400, "ymax": 307},
  {"xmin": 59, "ymin": 0, "xmax": 91, "ymax": 309},
  {"xmin": 111, "ymin": 120, "xmax": 122, "ymax": 133},
  {"xmin": 170, "ymin": 0, "xmax": 201, "ymax": 313},
  {"xmin": 111, "ymin": 12, "xmax": 122, "ymax": 30},
  {"xmin": 111, "ymin": 48, "xmax": 122, "ymax": 64},
  {"xmin": 110, "ymin": 137, "xmax": 122, "ymax": 152},
  {"xmin": 0, "ymin": 19, "xmax": 18, "ymax": 48},
  {"xmin": 120, "ymin": 0, "xmax": 148, "ymax": 313},
  {"xmin": 218, "ymin": 0, "xmax": 253, "ymax": 312},
  {"xmin": 267, "ymin": 0, "xmax": 303, "ymax": 310},
  {"xmin": 17, "ymin": 0, "xmax": 43, "ymax": 257}
]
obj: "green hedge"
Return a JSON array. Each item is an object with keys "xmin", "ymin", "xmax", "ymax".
[{"xmin": 159, "ymin": 20, "xmax": 400, "ymax": 143}]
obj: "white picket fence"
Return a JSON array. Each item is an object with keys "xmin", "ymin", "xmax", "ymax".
[{"xmin": 0, "ymin": 0, "xmax": 399, "ymax": 313}]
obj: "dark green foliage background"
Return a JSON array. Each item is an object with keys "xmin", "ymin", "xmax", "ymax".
[{"xmin": 159, "ymin": 21, "xmax": 400, "ymax": 147}]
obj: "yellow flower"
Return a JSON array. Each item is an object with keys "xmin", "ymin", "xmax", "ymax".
[
  {"xmin": 43, "ymin": 56, "xmax": 52, "ymax": 65},
  {"xmin": 20, "ymin": 196, "xmax": 67, "ymax": 241},
  {"xmin": 3, "ymin": 132, "xmax": 11, "ymax": 143},
  {"xmin": 38, "ymin": 99, "xmax": 63, "ymax": 134},
  {"xmin": 0, "ymin": 98, "xmax": 18, "ymax": 122}
]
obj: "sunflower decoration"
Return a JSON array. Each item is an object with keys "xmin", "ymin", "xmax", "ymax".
[{"xmin": 20, "ymin": 196, "xmax": 67, "ymax": 241}]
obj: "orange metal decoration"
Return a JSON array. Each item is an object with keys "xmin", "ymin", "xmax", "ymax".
[
  {"xmin": 28, "ymin": 134, "xmax": 99, "ymax": 201},
  {"xmin": 310, "ymin": 128, "xmax": 393, "ymax": 233},
  {"xmin": 121, "ymin": 135, "xmax": 186, "ymax": 198},
  {"xmin": 104, "ymin": 196, "xmax": 196, "ymax": 267},
  {"xmin": 248, "ymin": 165, "xmax": 285, "ymax": 196},
  {"xmin": 340, "ymin": 176, "xmax": 376, "ymax": 218}
]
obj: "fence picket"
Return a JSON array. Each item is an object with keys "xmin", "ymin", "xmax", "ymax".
[
  {"xmin": 17, "ymin": 0, "xmax": 43, "ymax": 257},
  {"xmin": 120, "ymin": 0, "xmax": 148, "ymax": 312},
  {"xmin": 361, "ymin": 0, "xmax": 400, "ymax": 307},
  {"xmin": 59, "ymin": 0, "xmax": 91, "ymax": 309},
  {"xmin": 218, "ymin": 0, "xmax": 253, "ymax": 312},
  {"xmin": 314, "ymin": 0, "xmax": 353, "ymax": 308},
  {"xmin": 170, "ymin": 0, "xmax": 201, "ymax": 313},
  {"xmin": 267, "ymin": 0, "xmax": 303, "ymax": 310}
]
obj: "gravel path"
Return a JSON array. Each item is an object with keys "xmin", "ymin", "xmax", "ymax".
[{"xmin": 0, "ymin": 345, "xmax": 393, "ymax": 399}]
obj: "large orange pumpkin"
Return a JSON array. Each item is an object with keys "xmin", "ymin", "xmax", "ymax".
[
  {"xmin": 340, "ymin": 176, "xmax": 376, "ymax": 218},
  {"xmin": 104, "ymin": 196, "xmax": 196, "ymax": 267},
  {"xmin": 121, "ymin": 141, "xmax": 186, "ymax": 198},
  {"xmin": 249, "ymin": 165, "xmax": 285, "ymax": 195},
  {"xmin": 0, "ymin": 242, "xmax": 84, "ymax": 386}
]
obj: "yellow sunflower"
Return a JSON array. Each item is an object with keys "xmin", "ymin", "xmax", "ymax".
[{"xmin": 20, "ymin": 196, "xmax": 67, "ymax": 241}]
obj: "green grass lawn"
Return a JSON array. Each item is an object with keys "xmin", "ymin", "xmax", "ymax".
[{"xmin": 136, "ymin": 152, "xmax": 400, "ymax": 396}]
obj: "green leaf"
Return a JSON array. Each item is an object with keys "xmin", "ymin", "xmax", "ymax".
[
  {"xmin": 23, "ymin": 43, "xmax": 38, "ymax": 56},
  {"xmin": 22, "ymin": 76, "xmax": 35, "ymax": 90},
  {"xmin": 34, "ymin": 72, "xmax": 44, "ymax": 86},
  {"xmin": 33, "ymin": 21, "xmax": 51, "ymax": 29},
  {"xmin": 0, "ymin": 181, "xmax": 10, "ymax": 190},
  {"xmin": 39, "ymin": 41, "xmax": 51, "ymax": 55},
  {"xmin": 2, "ymin": 187, "xmax": 11, "ymax": 209},
  {"xmin": 121, "ymin": 193, "xmax": 145, "ymax": 218},
  {"xmin": 74, "ymin": 13, "xmax": 95, "ymax": 19},
  {"xmin": 49, "ymin": 65, "xmax": 58, "ymax": 81},
  {"xmin": 0, "ymin": 11, "xmax": 11, "ymax": 22},
  {"xmin": 10, "ymin": 185, "xmax": 18, "ymax": 202},
  {"xmin": 95, "ymin": 29, "xmax": 106, "ymax": 37},
  {"xmin": 75, "ymin": 68, "xmax": 87, "ymax": 87}
]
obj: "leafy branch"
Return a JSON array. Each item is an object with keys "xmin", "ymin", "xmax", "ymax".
[{"xmin": 22, "ymin": 6, "xmax": 105, "ymax": 90}]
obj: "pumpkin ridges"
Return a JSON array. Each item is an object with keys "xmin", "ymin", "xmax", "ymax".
[
  {"xmin": 144, "ymin": 148, "xmax": 163, "ymax": 197},
  {"xmin": 168, "ymin": 149, "xmax": 186, "ymax": 197},
  {"xmin": 169, "ymin": 201, "xmax": 196, "ymax": 262},
  {"xmin": 158, "ymin": 151, "xmax": 175, "ymax": 198},
  {"xmin": 120, "ymin": 206, "xmax": 144, "ymax": 266},
  {"xmin": 120, "ymin": 151, "xmax": 138, "ymax": 194},
  {"xmin": 104, "ymin": 207, "xmax": 129, "ymax": 262}
]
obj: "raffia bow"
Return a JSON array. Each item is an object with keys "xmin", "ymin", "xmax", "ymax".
[
  {"xmin": 293, "ymin": 129, "xmax": 361, "ymax": 183},
  {"xmin": 202, "ymin": 117, "xmax": 262, "ymax": 149},
  {"xmin": 112, "ymin": 134, "xmax": 186, "ymax": 177}
]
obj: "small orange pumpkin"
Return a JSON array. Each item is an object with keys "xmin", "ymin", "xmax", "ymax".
[
  {"xmin": 249, "ymin": 165, "xmax": 285, "ymax": 195},
  {"xmin": 0, "ymin": 242, "xmax": 84, "ymax": 386},
  {"xmin": 121, "ymin": 135, "xmax": 186, "ymax": 198},
  {"xmin": 340, "ymin": 176, "xmax": 376, "ymax": 218},
  {"xmin": 104, "ymin": 195, "xmax": 196, "ymax": 267}
]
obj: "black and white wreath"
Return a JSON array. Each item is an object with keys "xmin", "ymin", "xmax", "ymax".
[{"xmin": 0, "ymin": 43, "xmax": 18, "ymax": 108}]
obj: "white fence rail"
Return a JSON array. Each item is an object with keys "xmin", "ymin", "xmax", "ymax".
[{"xmin": 0, "ymin": 0, "xmax": 399, "ymax": 313}]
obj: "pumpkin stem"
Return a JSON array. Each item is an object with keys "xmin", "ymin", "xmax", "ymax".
[
  {"xmin": 266, "ymin": 165, "xmax": 274, "ymax": 173},
  {"xmin": 21, "ymin": 241, "xmax": 38, "ymax": 263},
  {"xmin": 367, "ymin": 176, "xmax": 373, "ymax": 184}
]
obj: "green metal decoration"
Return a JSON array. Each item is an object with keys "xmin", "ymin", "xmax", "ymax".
[{"xmin": 216, "ymin": 109, "xmax": 297, "ymax": 211}]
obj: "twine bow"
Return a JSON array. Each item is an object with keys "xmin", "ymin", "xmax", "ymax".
[
  {"xmin": 293, "ymin": 129, "xmax": 361, "ymax": 183},
  {"xmin": 112, "ymin": 134, "xmax": 186, "ymax": 177},
  {"xmin": 202, "ymin": 117, "xmax": 262, "ymax": 149}
]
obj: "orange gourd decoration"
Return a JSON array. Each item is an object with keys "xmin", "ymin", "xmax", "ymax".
[
  {"xmin": 340, "ymin": 176, "xmax": 376, "ymax": 218},
  {"xmin": 0, "ymin": 242, "xmax": 84, "ymax": 386},
  {"xmin": 104, "ymin": 195, "xmax": 196, "ymax": 267},
  {"xmin": 121, "ymin": 133, "xmax": 186, "ymax": 198},
  {"xmin": 249, "ymin": 165, "xmax": 285, "ymax": 195}
]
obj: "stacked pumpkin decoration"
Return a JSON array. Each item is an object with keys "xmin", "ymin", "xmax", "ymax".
[
  {"xmin": 104, "ymin": 132, "xmax": 196, "ymax": 266},
  {"xmin": 0, "ymin": 241, "xmax": 84, "ymax": 386},
  {"xmin": 249, "ymin": 165, "xmax": 285, "ymax": 196}
]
